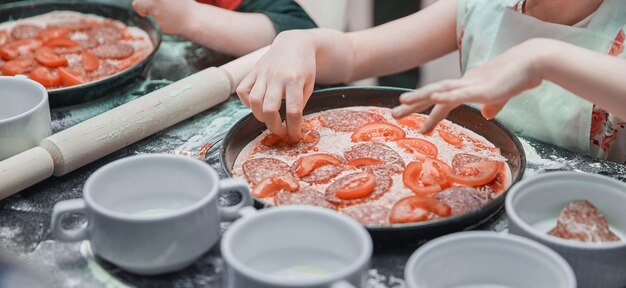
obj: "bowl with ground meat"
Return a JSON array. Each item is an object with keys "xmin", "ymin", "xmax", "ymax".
[{"xmin": 506, "ymin": 172, "xmax": 626, "ymax": 288}]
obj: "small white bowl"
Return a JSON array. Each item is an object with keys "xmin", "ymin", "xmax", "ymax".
[
  {"xmin": 506, "ymin": 172, "xmax": 626, "ymax": 288},
  {"xmin": 404, "ymin": 231, "xmax": 575, "ymax": 288},
  {"xmin": 0, "ymin": 76, "xmax": 51, "ymax": 161}
]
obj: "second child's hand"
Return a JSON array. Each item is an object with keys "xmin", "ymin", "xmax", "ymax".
[{"xmin": 392, "ymin": 39, "xmax": 545, "ymax": 134}]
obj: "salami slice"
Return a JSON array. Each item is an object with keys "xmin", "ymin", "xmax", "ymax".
[
  {"xmin": 451, "ymin": 153, "xmax": 508, "ymax": 195},
  {"xmin": 548, "ymin": 200, "xmax": 620, "ymax": 243},
  {"xmin": 76, "ymin": 35, "xmax": 100, "ymax": 49},
  {"xmin": 87, "ymin": 60, "xmax": 117, "ymax": 80},
  {"xmin": 433, "ymin": 187, "xmax": 484, "ymax": 215},
  {"xmin": 49, "ymin": 20, "xmax": 94, "ymax": 32},
  {"xmin": 257, "ymin": 129, "xmax": 320, "ymax": 156},
  {"xmin": 325, "ymin": 170, "xmax": 392, "ymax": 206},
  {"xmin": 88, "ymin": 24, "xmax": 124, "ymax": 44},
  {"xmin": 291, "ymin": 154, "xmax": 344, "ymax": 183},
  {"xmin": 344, "ymin": 142, "xmax": 404, "ymax": 173},
  {"xmin": 451, "ymin": 153, "xmax": 485, "ymax": 174},
  {"xmin": 275, "ymin": 188, "xmax": 336, "ymax": 210},
  {"xmin": 341, "ymin": 205, "xmax": 389, "ymax": 225},
  {"xmin": 90, "ymin": 43, "xmax": 134, "ymax": 59},
  {"xmin": 11, "ymin": 24, "xmax": 43, "ymax": 40},
  {"xmin": 242, "ymin": 157, "xmax": 291, "ymax": 185},
  {"xmin": 320, "ymin": 110, "xmax": 386, "ymax": 132}
]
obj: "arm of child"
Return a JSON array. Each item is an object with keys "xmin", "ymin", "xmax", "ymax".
[
  {"xmin": 394, "ymin": 38, "xmax": 626, "ymax": 133},
  {"xmin": 237, "ymin": 0, "xmax": 459, "ymax": 140},
  {"xmin": 132, "ymin": 0, "xmax": 315, "ymax": 56}
]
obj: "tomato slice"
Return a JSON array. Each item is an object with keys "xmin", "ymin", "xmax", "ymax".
[
  {"xmin": 28, "ymin": 67, "xmax": 61, "ymax": 88},
  {"xmin": 0, "ymin": 47, "xmax": 17, "ymax": 60},
  {"xmin": 346, "ymin": 158, "xmax": 384, "ymax": 168},
  {"xmin": 252, "ymin": 175, "xmax": 300, "ymax": 198},
  {"xmin": 58, "ymin": 67, "xmax": 85, "ymax": 87},
  {"xmin": 2, "ymin": 59, "xmax": 33, "ymax": 76},
  {"xmin": 81, "ymin": 50, "xmax": 100, "ymax": 72},
  {"xmin": 335, "ymin": 171, "xmax": 376, "ymax": 200},
  {"xmin": 0, "ymin": 39, "xmax": 42, "ymax": 60},
  {"xmin": 44, "ymin": 38, "xmax": 79, "ymax": 48},
  {"xmin": 448, "ymin": 160, "xmax": 500, "ymax": 186},
  {"xmin": 402, "ymin": 158, "xmax": 451, "ymax": 197},
  {"xmin": 294, "ymin": 154, "xmax": 342, "ymax": 177},
  {"xmin": 438, "ymin": 129, "xmax": 463, "ymax": 148},
  {"xmin": 262, "ymin": 129, "xmax": 319, "ymax": 147},
  {"xmin": 351, "ymin": 123, "xmax": 406, "ymax": 142},
  {"xmin": 38, "ymin": 28, "xmax": 70, "ymax": 42},
  {"xmin": 396, "ymin": 114, "xmax": 433, "ymax": 135},
  {"xmin": 116, "ymin": 50, "xmax": 149, "ymax": 71},
  {"xmin": 396, "ymin": 138, "xmax": 438, "ymax": 159},
  {"xmin": 35, "ymin": 47, "xmax": 67, "ymax": 68},
  {"xmin": 389, "ymin": 196, "xmax": 452, "ymax": 224}
]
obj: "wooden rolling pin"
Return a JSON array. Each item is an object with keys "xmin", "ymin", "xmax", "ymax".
[{"xmin": 0, "ymin": 67, "xmax": 231, "ymax": 200}]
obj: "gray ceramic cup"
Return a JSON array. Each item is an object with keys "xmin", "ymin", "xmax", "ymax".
[
  {"xmin": 221, "ymin": 206, "xmax": 373, "ymax": 288},
  {"xmin": 0, "ymin": 76, "xmax": 51, "ymax": 161},
  {"xmin": 51, "ymin": 154, "xmax": 252, "ymax": 275},
  {"xmin": 404, "ymin": 231, "xmax": 576, "ymax": 288},
  {"xmin": 507, "ymin": 172, "xmax": 626, "ymax": 288}
]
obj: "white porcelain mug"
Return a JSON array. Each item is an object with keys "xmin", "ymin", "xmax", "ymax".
[
  {"xmin": 51, "ymin": 154, "xmax": 253, "ymax": 275},
  {"xmin": 221, "ymin": 206, "xmax": 373, "ymax": 288},
  {"xmin": 404, "ymin": 231, "xmax": 576, "ymax": 288},
  {"xmin": 0, "ymin": 76, "xmax": 51, "ymax": 161}
]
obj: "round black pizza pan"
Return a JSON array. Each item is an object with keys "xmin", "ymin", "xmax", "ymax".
[{"xmin": 220, "ymin": 86, "xmax": 526, "ymax": 243}]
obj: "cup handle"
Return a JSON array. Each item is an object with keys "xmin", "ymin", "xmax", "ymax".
[
  {"xmin": 51, "ymin": 199, "xmax": 89, "ymax": 242},
  {"xmin": 218, "ymin": 177, "xmax": 254, "ymax": 222},
  {"xmin": 330, "ymin": 281, "xmax": 357, "ymax": 288}
]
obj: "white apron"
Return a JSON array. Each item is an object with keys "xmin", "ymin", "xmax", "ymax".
[{"xmin": 458, "ymin": 0, "xmax": 626, "ymax": 162}]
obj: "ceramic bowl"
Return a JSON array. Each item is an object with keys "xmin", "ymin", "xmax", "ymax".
[
  {"xmin": 0, "ymin": 76, "xmax": 51, "ymax": 161},
  {"xmin": 404, "ymin": 231, "xmax": 576, "ymax": 288},
  {"xmin": 506, "ymin": 172, "xmax": 626, "ymax": 288}
]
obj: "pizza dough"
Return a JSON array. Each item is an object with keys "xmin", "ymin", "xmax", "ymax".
[{"xmin": 233, "ymin": 107, "xmax": 512, "ymax": 226}]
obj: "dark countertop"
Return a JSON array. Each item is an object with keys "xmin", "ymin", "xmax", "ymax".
[{"xmin": 1, "ymin": 35, "xmax": 625, "ymax": 288}]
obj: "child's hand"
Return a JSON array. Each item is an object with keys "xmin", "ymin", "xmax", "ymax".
[
  {"xmin": 236, "ymin": 31, "xmax": 317, "ymax": 142},
  {"xmin": 132, "ymin": 0, "xmax": 196, "ymax": 36},
  {"xmin": 392, "ymin": 39, "xmax": 549, "ymax": 134}
]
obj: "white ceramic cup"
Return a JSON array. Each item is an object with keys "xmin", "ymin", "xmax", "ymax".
[
  {"xmin": 221, "ymin": 206, "xmax": 373, "ymax": 288},
  {"xmin": 0, "ymin": 76, "xmax": 51, "ymax": 161},
  {"xmin": 51, "ymin": 154, "xmax": 253, "ymax": 275},
  {"xmin": 506, "ymin": 172, "xmax": 626, "ymax": 288},
  {"xmin": 404, "ymin": 231, "xmax": 576, "ymax": 288}
]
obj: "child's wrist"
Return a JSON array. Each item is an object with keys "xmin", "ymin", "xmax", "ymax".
[{"xmin": 526, "ymin": 38, "xmax": 560, "ymax": 83}]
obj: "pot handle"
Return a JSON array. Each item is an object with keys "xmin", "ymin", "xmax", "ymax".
[
  {"xmin": 330, "ymin": 281, "xmax": 357, "ymax": 288},
  {"xmin": 218, "ymin": 177, "xmax": 254, "ymax": 221},
  {"xmin": 51, "ymin": 199, "xmax": 89, "ymax": 242}
]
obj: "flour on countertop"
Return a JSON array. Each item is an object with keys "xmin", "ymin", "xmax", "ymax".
[{"xmin": 368, "ymin": 269, "xmax": 407, "ymax": 288}]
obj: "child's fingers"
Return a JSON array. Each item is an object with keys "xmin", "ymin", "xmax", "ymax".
[
  {"xmin": 131, "ymin": 0, "xmax": 152, "ymax": 17},
  {"xmin": 391, "ymin": 100, "xmax": 433, "ymax": 119},
  {"xmin": 247, "ymin": 79, "xmax": 267, "ymax": 122},
  {"xmin": 285, "ymin": 82, "xmax": 304, "ymax": 142},
  {"xmin": 263, "ymin": 84, "xmax": 287, "ymax": 136},
  {"xmin": 420, "ymin": 103, "xmax": 456, "ymax": 134},
  {"xmin": 430, "ymin": 85, "xmax": 485, "ymax": 104},
  {"xmin": 236, "ymin": 72, "xmax": 257, "ymax": 107},
  {"xmin": 399, "ymin": 80, "xmax": 468, "ymax": 104},
  {"xmin": 481, "ymin": 101, "xmax": 507, "ymax": 120}
]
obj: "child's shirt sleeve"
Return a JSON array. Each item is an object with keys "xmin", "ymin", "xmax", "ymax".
[{"xmin": 236, "ymin": 0, "xmax": 318, "ymax": 33}]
